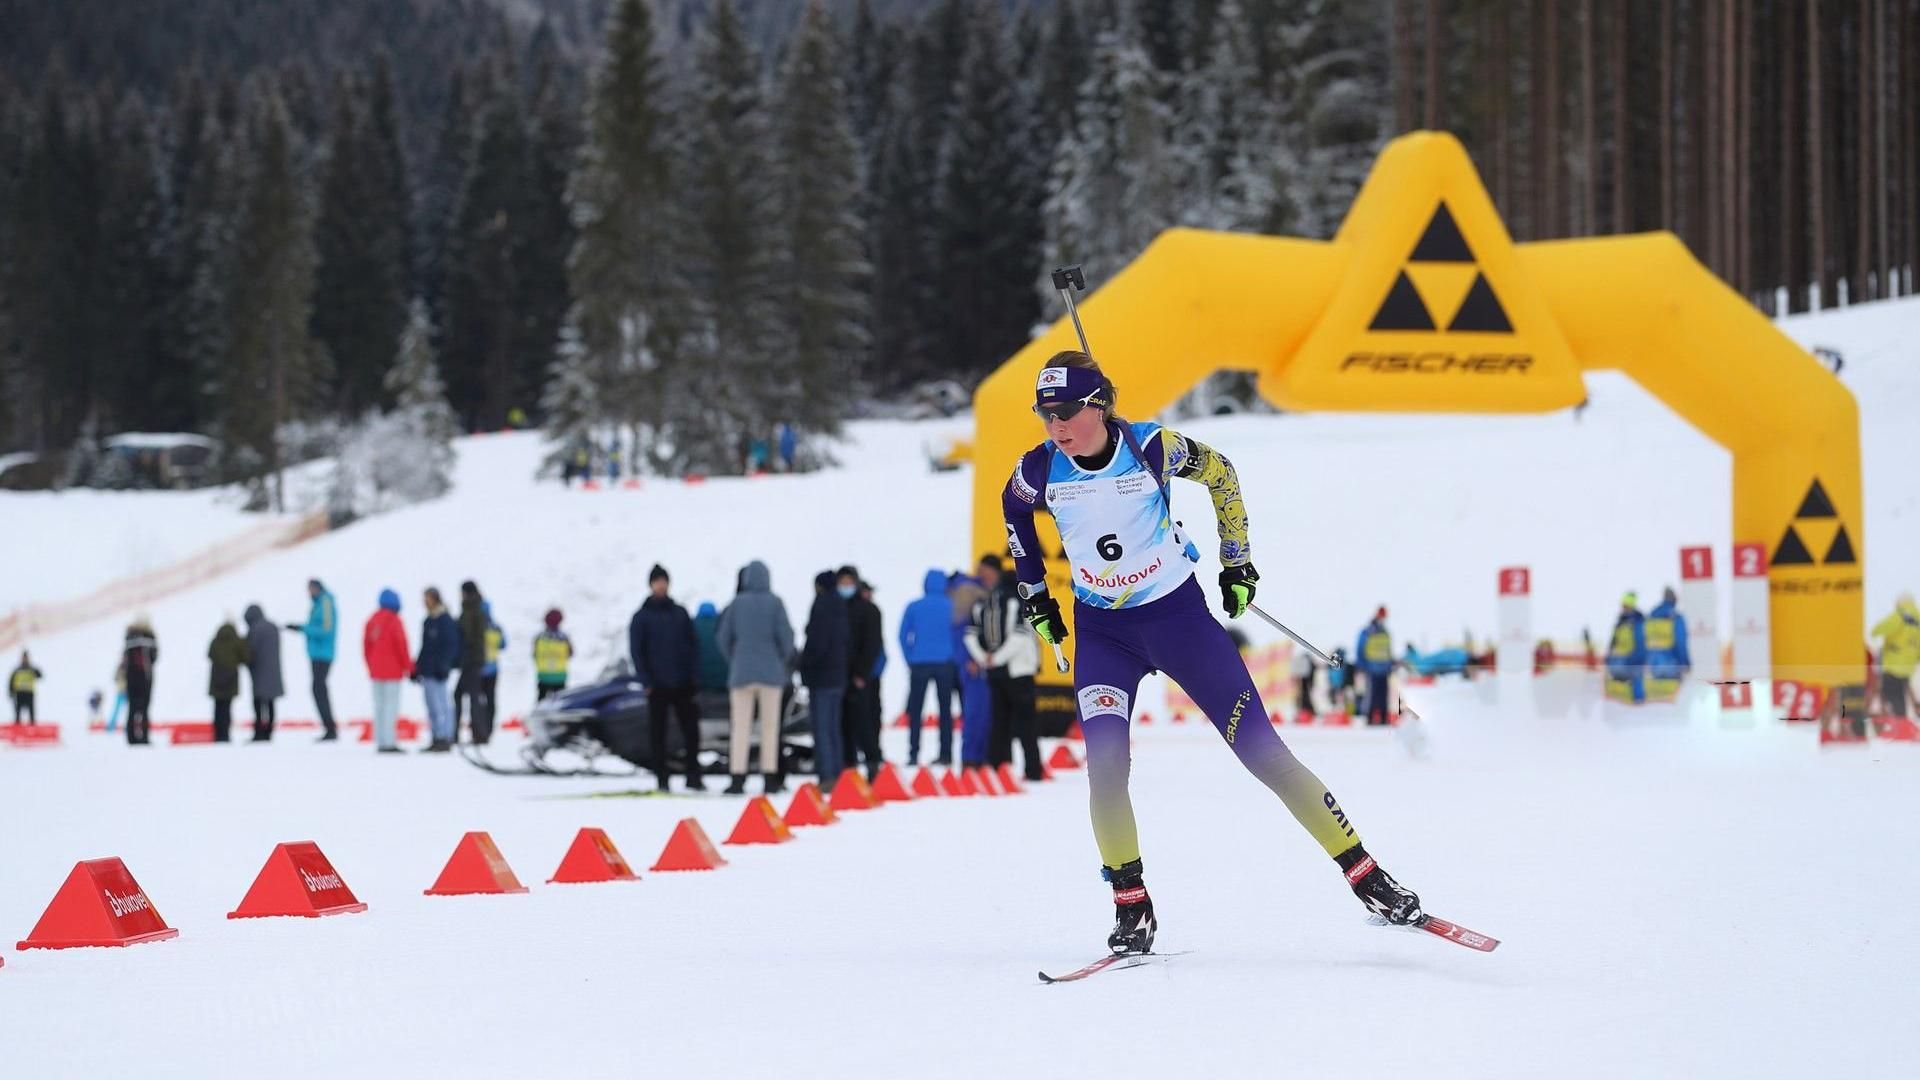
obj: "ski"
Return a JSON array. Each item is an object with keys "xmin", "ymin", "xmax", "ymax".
[
  {"xmin": 1038, "ymin": 950, "xmax": 1186, "ymax": 984},
  {"xmin": 1415, "ymin": 915, "xmax": 1500, "ymax": 952}
]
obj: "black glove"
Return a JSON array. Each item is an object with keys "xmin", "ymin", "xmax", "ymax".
[
  {"xmin": 284, "ymin": 623, "xmax": 304, "ymax": 634},
  {"xmin": 1019, "ymin": 586, "xmax": 1069, "ymax": 646},
  {"xmin": 1219, "ymin": 563, "xmax": 1259, "ymax": 619}
]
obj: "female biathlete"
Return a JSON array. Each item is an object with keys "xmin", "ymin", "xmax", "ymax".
[{"xmin": 1003, "ymin": 352, "xmax": 1422, "ymax": 955}]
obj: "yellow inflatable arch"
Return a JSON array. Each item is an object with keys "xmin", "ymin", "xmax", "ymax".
[{"xmin": 972, "ymin": 131, "xmax": 1863, "ymax": 708}]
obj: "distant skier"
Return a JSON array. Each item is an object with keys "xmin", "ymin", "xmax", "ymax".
[
  {"xmin": 532, "ymin": 609, "xmax": 572, "ymax": 701},
  {"xmin": 454, "ymin": 581, "xmax": 491, "ymax": 744},
  {"xmin": 1643, "ymin": 587, "xmax": 1692, "ymax": 700},
  {"xmin": 1355, "ymin": 606, "xmax": 1394, "ymax": 726},
  {"xmin": 1003, "ymin": 352, "xmax": 1422, "ymax": 955},
  {"xmin": 1604, "ymin": 592, "xmax": 1648, "ymax": 703},
  {"xmin": 1325, "ymin": 647, "xmax": 1352, "ymax": 716},
  {"xmin": 1869, "ymin": 594, "xmax": 1920, "ymax": 717},
  {"xmin": 10, "ymin": 651, "xmax": 43, "ymax": 724}
]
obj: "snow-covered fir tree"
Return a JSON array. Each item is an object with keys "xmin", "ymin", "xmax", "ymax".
[
  {"xmin": 564, "ymin": 0, "xmax": 688, "ymax": 471},
  {"xmin": 1041, "ymin": 15, "xmax": 1180, "ymax": 300},
  {"xmin": 771, "ymin": 1, "xmax": 867, "ymax": 441},
  {"xmin": 678, "ymin": 0, "xmax": 781, "ymax": 471},
  {"xmin": 330, "ymin": 298, "xmax": 456, "ymax": 520}
]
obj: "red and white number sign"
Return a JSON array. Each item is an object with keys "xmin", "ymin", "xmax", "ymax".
[
  {"xmin": 1498, "ymin": 567, "xmax": 1530, "ymax": 597},
  {"xmin": 1680, "ymin": 546, "xmax": 1714, "ymax": 581},
  {"xmin": 1733, "ymin": 542, "xmax": 1768, "ymax": 579}
]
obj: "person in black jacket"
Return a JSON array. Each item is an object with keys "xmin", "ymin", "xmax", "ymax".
[
  {"xmin": 122, "ymin": 616, "xmax": 158, "ymax": 745},
  {"xmin": 631, "ymin": 564, "xmax": 704, "ymax": 792},
  {"xmin": 837, "ymin": 564, "xmax": 884, "ymax": 777},
  {"xmin": 453, "ymin": 580, "xmax": 493, "ymax": 745},
  {"xmin": 799, "ymin": 570, "xmax": 849, "ymax": 790}
]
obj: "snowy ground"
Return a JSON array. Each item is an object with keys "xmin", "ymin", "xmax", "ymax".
[
  {"xmin": 3, "ymin": 297, "xmax": 1919, "ymax": 1077},
  {"xmin": 2, "ymin": 685, "xmax": 1916, "ymax": 1079}
]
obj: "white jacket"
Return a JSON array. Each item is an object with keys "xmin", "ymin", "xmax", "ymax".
[{"xmin": 966, "ymin": 592, "xmax": 1039, "ymax": 679}]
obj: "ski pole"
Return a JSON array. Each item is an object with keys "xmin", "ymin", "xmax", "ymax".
[
  {"xmin": 1049, "ymin": 640, "xmax": 1070, "ymax": 674},
  {"xmin": 1248, "ymin": 603, "xmax": 1339, "ymax": 667},
  {"xmin": 1051, "ymin": 265, "xmax": 1094, "ymax": 359}
]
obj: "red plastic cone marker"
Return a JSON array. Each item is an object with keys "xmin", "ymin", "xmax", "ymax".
[
  {"xmin": 784, "ymin": 783, "xmax": 840, "ymax": 827},
  {"xmin": 724, "ymin": 797, "xmax": 795, "ymax": 846},
  {"xmin": 547, "ymin": 828, "xmax": 640, "ymax": 884},
  {"xmin": 910, "ymin": 767, "xmax": 941, "ymax": 797},
  {"xmin": 17, "ymin": 858, "xmax": 179, "ymax": 949},
  {"xmin": 996, "ymin": 763, "xmax": 1026, "ymax": 794},
  {"xmin": 228, "ymin": 841, "xmax": 367, "ymax": 918},
  {"xmin": 940, "ymin": 769, "xmax": 972, "ymax": 797},
  {"xmin": 423, "ymin": 832, "xmax": 529, "ymax": 896},
  {"xmin": 829, "ymin": 768, "xmax": 878, "ymax": 812},
  {"xmin": 1065, "ymin": 719, "xmax": 1084, "ymax": 741},
  {"xmin": 869, "ymin": 763, "xmax": 915, "ymax": 803},
  {"xmin": 650, "ymin": 818, "xmax": 728, "ymax": 871},
  {"xmin": 972, "ymin": 767, "xmax": 1001, "ymax": 796},
  {"xmin": 1047, "ymin": 744, "xmax": 1081, "ymax": 770}
]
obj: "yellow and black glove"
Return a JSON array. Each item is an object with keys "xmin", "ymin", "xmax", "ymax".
[
  {"xmin": 1219, "ymin": 563, "xmax": 1259, "ymax": 619},
  {"xmin": 1018, "ymin": 584, "xmax": 1069, "ymax": 645}
]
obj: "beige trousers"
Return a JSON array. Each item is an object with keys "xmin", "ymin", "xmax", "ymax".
[{"xmin": 729, "ymin": 684, "xmax": 783, "ymax": 774}]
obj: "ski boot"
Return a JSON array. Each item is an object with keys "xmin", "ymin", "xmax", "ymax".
[
  {"xmin": 1337, "ymin": 845, "xmax": 1422, "ymax": 925},
  {"xmin": 1103, "ymin": 859, "xmax": 1157, "ymax": 955}
]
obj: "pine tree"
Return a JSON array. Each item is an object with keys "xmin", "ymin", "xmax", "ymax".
[
  {"xmin": 773, "ymin": 2, "xmax": 868, "ymax": 440},
  {"xmin": 220, "ymin": 87, "xmax": 324, "ymax": 510},
  {"xmin": 311, "ymin": 67, "xmax": 412, "ymax": 416},
  {"xmin": 441, "ymin": 58, "xmax": 532, "ymax": 431},
  {"xmin": 1042, "ymin": 17, "xmax": 1179, "ymax": 294},
  {"xmin": 938, "ymin": 1, "xmax": 1042, "ymax": 377},
  {"xmin": 332, "ymin": 298, "xmax": 457, "ymax": 519},
  {"xmin": 175, "ymin": 85, "xmax": 245, "ymax": 443},
  {"xmin": 1180, "ymin": 0, "xmax": 1287, "ymax": 232},
  {"xmin": 519, "ymin": 52, "xmax": 579, "ymax": 427},
  {"xmin": 419, "ymin": 67, "xmax": 473, "ymax": 322},
  {"xmin": 565, "ymin": 0, "xmax": 687, "ymax": 469},
  {"xmin": 680, "ymin": 0, "xmax": 781, "ymax": 470},
  {"xmin": 380, "ymin": 296, "xmax": 458, "ymax": 480},
  {"xmin": 96, "ymin": 92, "xmax": 173, "ymax": 433}
]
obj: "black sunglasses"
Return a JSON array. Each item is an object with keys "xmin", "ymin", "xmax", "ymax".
[{"xmin": 1033, "ymin": 394, "xmax": 1100, "ymax": 422}]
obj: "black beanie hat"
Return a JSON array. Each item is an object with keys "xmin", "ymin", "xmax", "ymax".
[{"xmin": 649, "ymin": 564, "xmax": 669, "ymax": 584}]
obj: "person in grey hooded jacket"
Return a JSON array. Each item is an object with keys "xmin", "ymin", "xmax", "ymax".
[
  {"xmin": 243, "ymin": 604, "xmax": 285, "ymax": 742},
  {"xmin": 715, "ymin": 560, "xmax": 796, "ymax": 794}
]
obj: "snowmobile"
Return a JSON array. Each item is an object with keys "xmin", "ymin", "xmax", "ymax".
[{"xmin": 461, "ymin": 658, "xmax": 816, "ymax": 778}]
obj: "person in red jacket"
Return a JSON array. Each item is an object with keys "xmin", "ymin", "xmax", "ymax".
[{"xmin": 363, "ymin": 588, "xmax": 414, "ymax": 753}]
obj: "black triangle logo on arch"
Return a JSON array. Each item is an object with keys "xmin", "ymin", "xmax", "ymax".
[
  {"xmin": 1367, "ymin": 203, "xmax": 1515, "ymax": 334},
  {"xmin": 1773, "ymin": 478, "xmax": 1856, "ymax": 567}
]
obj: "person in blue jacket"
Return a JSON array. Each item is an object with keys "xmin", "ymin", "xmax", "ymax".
[
  {"xmin": 416, "ymin": 587, "xmax": 462, "ymax": 751},
  {"xmin": 898, "ymin": 568, "xmax": 959, "ymax": 766},
  {"xmin": 1605, "ymin": 592, "xmax": 1648, "ymax": 703},
  {"xmin": 286, "ymin": 578, "xmax": 340, "ymax": 741},
  {"xmin": 1644, "ymin": 587, "xmax": 1691, "ymax": 700},
  {"xmin": 1354, "ymin": 606, "xmax": 1395, "ymax": 726}
]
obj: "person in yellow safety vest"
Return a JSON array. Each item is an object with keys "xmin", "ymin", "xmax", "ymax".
[
  {"xmin": 1869, "ymin": 593, "xmax": 1920, "ymax": 718},
  {"xmin": 1643, "ymin": 587, "xmax": 1692, "ymax": 702},
  {"xmin": 533, "ymin": 608, "xmax": 572, "ymax": 701},
  {"xmin": 1605, "ymin": 592, "xmax": 1648, "ymax": 704},
  {"xmin": 10, "ymin": 650, "xmax": 44, "ymax": 725},
  {"xmin": 1354, "ymin": 607, "xmax": 1395, "ymax": 726},
  {"xmin": 480, "ymin": 601, "xmax": 506, "ymax": 739}
]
